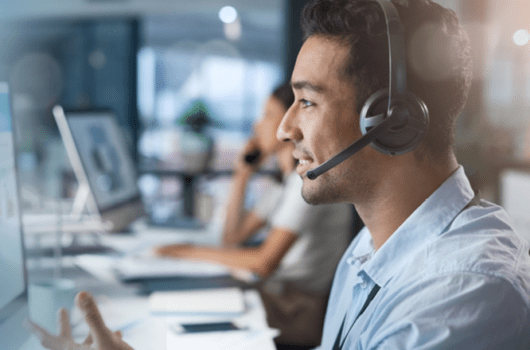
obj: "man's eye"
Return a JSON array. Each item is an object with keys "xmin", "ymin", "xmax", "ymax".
[{"xmin": 301, "ymin": 99, "xmax": 314, "ymax": 108}]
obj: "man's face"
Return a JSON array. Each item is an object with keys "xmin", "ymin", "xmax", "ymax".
[{"xmin": 277, "ymin": 35, "xmax": 379, "ymax": 205}]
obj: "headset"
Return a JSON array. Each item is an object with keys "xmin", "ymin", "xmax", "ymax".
[{"xmin": 306, "ymin": 0, "xmax": 429, "ymax": 180}]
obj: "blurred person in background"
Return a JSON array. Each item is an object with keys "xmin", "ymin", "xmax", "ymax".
[{"xmin": 156, "ymin": 82, "xmax": 353, "ymax": 348}]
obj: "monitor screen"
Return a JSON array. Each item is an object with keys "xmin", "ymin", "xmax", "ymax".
[
  {"xmin": 65, "ymin": 110, "xmax": 142, "ymax": 212},
  {"xmin": 0, "ymin": 81, "xmax": 30, "ymax": 349},
  {"xmin": 0, "ymin": 82, "xmax": 25, "ymax": 310}
]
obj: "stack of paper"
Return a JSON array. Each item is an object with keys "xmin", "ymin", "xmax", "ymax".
[{"xmin": 149, "ymin": 287, "xmax": 245, "ymax": 315}]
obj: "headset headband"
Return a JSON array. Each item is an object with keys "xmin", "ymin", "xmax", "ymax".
[
  {"xmin": 375, "ymin": 0, "xmax": 407, "ymax": 111},
  {"xmin": 306, "ymin": 0, "xmax": 429, "ymax": 180}
]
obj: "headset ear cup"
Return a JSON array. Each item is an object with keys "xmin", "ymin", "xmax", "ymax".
[{"xmin": 360, "ymin": 89, "xmax": 429, "ymax": 156}]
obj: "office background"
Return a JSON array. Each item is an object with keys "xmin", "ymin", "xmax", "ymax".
[{"xmin": 0, "ymin": 0, "xmax": 529, "ymax": 233}]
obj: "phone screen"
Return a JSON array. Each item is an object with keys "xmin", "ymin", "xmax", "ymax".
[{"xmin": 181, "ymin": 322, "xmax": 240, "ymax": 333}]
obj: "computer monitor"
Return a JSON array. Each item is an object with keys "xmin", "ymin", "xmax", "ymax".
[
  {"xmin": 0, "ymin": 82, "xmax": 31, "ymax": 349},
  {"xmin": 53, "ymin": 107, "xmax": 145, "ymax": 232}
]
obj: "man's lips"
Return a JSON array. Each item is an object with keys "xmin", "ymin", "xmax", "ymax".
[
  {"xmin": 293, "ymin": 150, "xmax": 315, "ymax": 175},
  {"xmin": 292, "ymin": 150, "xmax": 314, "ymax": 163}
]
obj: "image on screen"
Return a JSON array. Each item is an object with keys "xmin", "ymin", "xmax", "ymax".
[
  {"xmin": 66, "ymin": 112, "xmax": 141, "ymax": 212},
  {"xmin": 0, "ymin": 82, "xmax": 25, "ymax": 313}
]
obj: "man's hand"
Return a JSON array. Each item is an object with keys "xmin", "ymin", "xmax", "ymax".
[{"xmin": 26, "ymin": 291, "xmax": 134, "ymax": 350}]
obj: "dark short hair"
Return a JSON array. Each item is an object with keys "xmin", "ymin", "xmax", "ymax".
[
  {"xmin": 272, "ymin": 82, "xmax": 295, "ymax": 111},
  {"xmin": 301, "ymin": 0, "xmax": 473, "ymax": 160}
]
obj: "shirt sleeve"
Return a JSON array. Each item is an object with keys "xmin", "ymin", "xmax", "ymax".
[
  {"xmin": 252, "ymin": 181, "xmax": 283, "ymax": 221},
  {"xmin": 366, "ymin": 274, "xmax": 530, "ymax": 350}
]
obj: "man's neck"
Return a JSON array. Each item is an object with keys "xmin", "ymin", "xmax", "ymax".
[{"xmin": 356, "ymin": 154, "xmax": 459, "ymax": 250}]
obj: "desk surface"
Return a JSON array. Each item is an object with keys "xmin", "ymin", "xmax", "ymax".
[{"xmin": 23, "ymin": 227, "xmax": 277, "ymax": 350}]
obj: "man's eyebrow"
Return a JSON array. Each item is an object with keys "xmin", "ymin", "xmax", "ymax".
[{"xmin": 291, "ymin": 81, "xmax": 325, "ymax": 93}]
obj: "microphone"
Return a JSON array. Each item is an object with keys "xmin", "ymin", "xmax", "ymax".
[{"xmin": 306, "ymin": 114, "xmax": 397, "ymax": 180}]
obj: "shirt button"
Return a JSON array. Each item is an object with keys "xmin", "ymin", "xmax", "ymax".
[
  {"xmin": 360, "ymin": 280, "xmax": 368, "ymax": 288},
  {"xmin": 346, "ymin": 257, "xmax": 355, "ymax": 265}
]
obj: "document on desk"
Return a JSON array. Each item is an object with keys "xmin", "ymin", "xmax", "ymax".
[
  {"xmin": 113, "ymin": 256, "xmax": 232, "ymax": 282},
  {"xmin": 149, "ymin": 287, "xmax": 245, "ymax": 315}
]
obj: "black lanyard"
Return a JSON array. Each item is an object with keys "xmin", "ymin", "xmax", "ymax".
[{"xmin": 332, "ymin": 284, "xmax": 381, "ymax": 350}]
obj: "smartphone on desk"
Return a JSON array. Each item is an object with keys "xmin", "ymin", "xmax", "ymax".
[{"xmin": 171, "ymin": 321, "xmax": 245, "ymax": 334}]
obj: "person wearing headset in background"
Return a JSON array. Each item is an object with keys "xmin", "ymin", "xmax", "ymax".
[
  {"xmin": 27, "ymin": 0, "xmax": 530, "ymax": 349},
  {"xmin": 155, "ymin": 82, "xmax": 352, "ymax": 348}
]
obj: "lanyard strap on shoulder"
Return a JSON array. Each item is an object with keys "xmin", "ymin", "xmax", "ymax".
[
  {"xmin": 331, "ymin": 192, "xmax": 479, "ymax": 350},
  {"xmin": 332, "ymin": 284, "xmax": 381, "ymax": 350}
]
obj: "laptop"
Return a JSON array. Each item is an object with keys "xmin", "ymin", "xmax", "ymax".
[{"xmin": 0, "ymin": 82, "xmax": 32, "ymax": 349}]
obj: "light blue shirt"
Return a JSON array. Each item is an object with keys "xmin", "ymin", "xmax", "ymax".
[{"xmin": 317, "ymin": 166, "xmax": 530, "ymax": 350}]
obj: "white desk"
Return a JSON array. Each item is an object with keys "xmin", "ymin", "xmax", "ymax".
[{"xmin": 23, "ymin": 227, "xmax": 277, "ymax": 350}]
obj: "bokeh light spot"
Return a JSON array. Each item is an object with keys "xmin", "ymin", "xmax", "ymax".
[
  {"xmin": 219, "ymin": 6, "xmax": 238, "ymax": 24},
  {"xmin": 513, "ymin": 29, "xmax": 530, "ymax": 46}
]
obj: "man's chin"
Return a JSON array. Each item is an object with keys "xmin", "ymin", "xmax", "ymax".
[
  {"xmin": 301, "ymin": 191, "xmax": 319, "ymax": 205},
  {"xmin": 301, "ymin": 185, "xmax": 337, "ymax": 205}
]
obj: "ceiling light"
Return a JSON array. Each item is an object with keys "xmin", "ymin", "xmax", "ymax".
[{"xmin": 219, "ymin": 6, "xmax": 238, "ymax": 24}]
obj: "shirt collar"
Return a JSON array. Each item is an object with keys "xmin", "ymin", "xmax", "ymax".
[{"xmin": 361, "ymin": 166, "xmax": 475, "ymax": 287}]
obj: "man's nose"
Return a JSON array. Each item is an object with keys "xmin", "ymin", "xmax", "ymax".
[{"xmin": 277, "ymin": 104, "xmax": 301, "ymax": 142}]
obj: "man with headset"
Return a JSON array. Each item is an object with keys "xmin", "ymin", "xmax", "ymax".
[
  {"xmin": 28, "ymin": 0, "xmax": 530, "ymax": 349},
  {"xmin": 277, "ymin": 0, "xmax": 530, "ymax": 349}
]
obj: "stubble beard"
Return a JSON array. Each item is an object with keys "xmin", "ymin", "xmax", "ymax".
[
  {"xmin": 300, "ymin": 160, "xmax": 373, "ymax": 206},
  {"xmin": 301, "ymin": 169, "xmax": 350, "ymax": 205}
]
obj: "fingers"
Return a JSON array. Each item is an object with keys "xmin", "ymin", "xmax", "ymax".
[
  {"xmin": 82, "ymin": 333, "xmax": 93, "ymax": 345},
  {"xmin": 154, "ymin": 245, "xmax": 168, "ymax": 254},
  {"xmin": 155, "ymin": 244, "xmax": 183, "ymax": 257},
  {"xmin": 154, "ymin": 246, "xmax": 170, "ymax": 257},
  {"xmin": 24, "ymin": 319, "xmax": 58, "ymax": 349},
  {"xmin": 24, "ymin": 319, "xmax": 50, "ymax": 342},
  {"xmin": 75, "ymin": 291, "xmax": 113, "ymax": 346},
  {"xmin": 113, "ymin": 330, "xmax": 123, "ymax": 339},
  {"xmin": 58, "ymin": 308, "xmax": 72, "ymax": 338}
]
